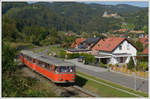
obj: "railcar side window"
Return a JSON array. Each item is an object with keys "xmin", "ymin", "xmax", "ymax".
[
  {"xmin": 60, "ymin": 66, "xmax": 67, "ymax": 72},
  {"xmin": 41, "ymin": 62, "xmax": 45, "ymax": 68},
  {"xmin": 55, "ymin": 67, "xmax": 59, "ymax": 73},
  {"xmin": 37, "ymin": 60, "xmax": 42, "ymax": 66},
  {"xmin": 45, "ymin": 63, "xmax": 49, "ymax": 70},
  {"xmin": 49, "ymin": 64, "xmax": 51, "ymax": 71},
  {"xmin": 33, "ymin": 58, "xmax": 36, "ymax": 63},
  {"xmin": 28, "ymin": 56, "xmax": 32, "ymax": 62}
]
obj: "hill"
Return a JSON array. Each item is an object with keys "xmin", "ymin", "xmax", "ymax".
[{"xmin": 2, "ymin": 2, "xmax": 148, "ymax": 45}]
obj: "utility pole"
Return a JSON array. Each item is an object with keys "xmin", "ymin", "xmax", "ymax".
[
  {"xmin": 134, "ymin": 72, "xmax": 136, "ymax": 90},
  {"xmin": 132, "ymin": 56, "xmax": 137, "ymax": 90}
]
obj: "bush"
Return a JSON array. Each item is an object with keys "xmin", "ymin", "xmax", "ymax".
[
  {"xmin": 127, "ymin": 57, "xmax": 135, "ymax": 70},
  {"xmin": 2, "ymin": 42, "xmax": 16, "ymax": 73},
  {"xmin": 136, "ymin": 62, "xmax": 148, "ymax": 71},
  {"xmin": 66, "ymin": 53, "xmax": 80, "ymax": 59},
  {"xmin": 58, "ymin": 50, "xmax": 66, "ymax": 58},
  {"xmin": 135, "ymin": 40, "xmax": 144, "ymax": 52},
  {"xmin": 136, "ymin": 56, "xmax": 148, "ymax": 62},
  {"xmin": 115, "ymin": 63, "xmax": 119, "ymax": 67},
  {"xmin": 99, "ymin": 62, "xmax": 107, "ymax": 68},
  {"xmin": 26, "ymin": 89, "xmax": 47, "ymax": 97},
  {"xmin": 80, "ymin": 53, "xmax": 96, "ymax": 64},
  {"xmin": 109, "ymin": 64, "xmax": 113, "ymax": 67}
]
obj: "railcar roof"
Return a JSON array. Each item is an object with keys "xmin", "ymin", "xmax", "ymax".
[
  {"xmin": 21, "ymin": 50, "xmax": 40, "ymax": 58},
  {"xmin": 21, "ymin": 50, "xmax": 74, "ymax": 66}
]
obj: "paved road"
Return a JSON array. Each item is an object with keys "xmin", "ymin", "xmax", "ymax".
[{"xmin": 65, "ymin": 59, "xmax": 148, "ymax": 93}]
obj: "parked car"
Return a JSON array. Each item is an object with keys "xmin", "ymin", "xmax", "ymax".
[{"xmin": 78, "ymin": 56, "xmax": 86, "ymax": 62}]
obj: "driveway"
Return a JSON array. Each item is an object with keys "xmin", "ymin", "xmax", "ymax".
[{"xmin": 65, "ymin": 59, "xmax": 148, "ymax": 93}]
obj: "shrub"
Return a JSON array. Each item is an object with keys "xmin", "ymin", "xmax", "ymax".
[
  {"xmin": 80, "ymin": 53, "xmax": 96, "ymax": 64},
  {"xmin": 115, "ymin": 63, "xmax": 119, "ymax": 67},
  {"xmin": 59, "ymin": 50, "xmax": 66, "ymax": 58},
  {"xmin": 109, "ymin": 64, "xmax": 113, "ymax": 67},
  {"xmin": 127, "ymin": 57, "xmax": 135, "ymax": 70},
  {"xmin": 135, "ymin": 40, "xmax": 144, "ymax": 52},
  {"xmin": 99, "ymin": 62, "xmax": 107, "ymax": 68},
  {"xmin": 136, "ymin": 62, "xmax": 148, "ymax": 71},
  {"xmin": 66, "ymin": 53, "xmax": 80, "ymax": 59}
]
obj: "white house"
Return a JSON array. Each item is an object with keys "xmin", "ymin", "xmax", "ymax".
[{"xmin": 92, "ymin": 37, "xmax": 137, "ymax": 65}]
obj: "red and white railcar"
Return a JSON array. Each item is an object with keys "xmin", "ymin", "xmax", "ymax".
[{"xmin": 20, "ymin": 50, "xmax": 75, "ymax": 83}]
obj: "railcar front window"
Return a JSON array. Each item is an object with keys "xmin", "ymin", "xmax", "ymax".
[
  {"xmin": 59, "ymin": 66, "xmax": 74, "ymax": 73},
  {"xmin": 68, "ymin": 66, "xmax": 74, "ymax": 72}
]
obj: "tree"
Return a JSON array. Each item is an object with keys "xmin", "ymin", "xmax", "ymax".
[
  {"xmin": 135, "ymin": 40, "xmax": 144, "ymax": 52},
  {"xmin": 142, "ymin": 25, "xmax": 148, "ymax": 34},
  {"xmin": 127, "ymin": 57, "xmax": 135, "ymax": 70},
  {"xmin": 2, "ymin": 42, "xmax": 16, "ymax": 73}
]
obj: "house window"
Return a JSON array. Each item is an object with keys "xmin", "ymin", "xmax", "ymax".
[
  {"xmin": 119, "ymin": 45, "xmax": 122, "ymax": 50},
  {"xmin": 98, "ymin": 44, "xmax": 100, "ymax": 47}
]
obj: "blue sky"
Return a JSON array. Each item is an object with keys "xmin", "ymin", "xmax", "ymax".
[
  {"xmin": 28, "ymin": 1, "xmax": 148, "ymax": 7},
  {"xmin": 83, "ymin": 1, "xmax": 148, "ymax": 7}
]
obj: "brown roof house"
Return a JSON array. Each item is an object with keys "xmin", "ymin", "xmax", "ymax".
[{"xmin": 92, "ymin": 37, "xmax": 137, "ymax": 65}]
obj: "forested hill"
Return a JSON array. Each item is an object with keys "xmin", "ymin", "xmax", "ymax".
[{"xmin": 2, "ymin": 2, "xmax": 148, "ymax": 45}]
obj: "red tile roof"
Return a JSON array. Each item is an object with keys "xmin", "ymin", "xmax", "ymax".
[
  {"xmin": 93, "ymin": 37, "xmax": 126, "ymax": 52},
  {"xmin": 114, "ymin": 29, "xmax": 128, "ymax": 33},
  {"xmin": 142, "ymin": 46, "xmax": 148, "ymax": 55},
  {"xmin": 139, "ymin": 37, "xmax": 148, "ymax": 46},
  {"xmin": 130, "ymin": 30, "xmax": 144, "ymax": 33},
  {"xmin": 71, "ymin": 38, "xmax": 86, "ymax": 48}
]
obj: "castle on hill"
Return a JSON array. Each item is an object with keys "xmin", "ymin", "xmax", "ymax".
[{"xmin": 102, "ymin": 11, "xmax": 121, "ymax": 18}]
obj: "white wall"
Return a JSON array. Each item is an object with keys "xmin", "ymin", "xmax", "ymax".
[
  {"xmin": 112, "ymin": 40, "xmax": 137, "ymax": 56},
  {"xmin": 97, "ymin": 40, "xmax": 137, "ymax": 65}
]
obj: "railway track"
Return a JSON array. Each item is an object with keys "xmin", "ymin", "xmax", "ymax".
[
  {"xmin": 19, "ymin": 62, "xmax": 98, "ymax": 97},
  {"xmin": 59, "ymin": 85, "xmax": 97, "ymax": 97},
  {"xmin": 41, "ymin": 72, "xmax": 98, "ymax": 97}
]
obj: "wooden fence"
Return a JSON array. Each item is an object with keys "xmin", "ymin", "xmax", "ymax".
[{"xmin": 111, "ymin": 66, "xmax": 148, "ymax": 79}]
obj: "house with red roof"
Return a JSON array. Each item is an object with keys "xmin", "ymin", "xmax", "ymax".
[
  {"xmin": 92, "ymin": 37, "xmax": 137, "ymax": 64},
  {"xmin": 68, "ymin": 37, "xmax": 104, "ymax": 54},
  {"xmin": 71, "ymin": 38, "xmax": 86, "ymax": 48},
  {"xmin": 139, "ymin": 37, "xmax": 148, "ymax": 47},
  {"xmin": 142, "ymin": 46, "xmax": 148, "ymax": 55}
]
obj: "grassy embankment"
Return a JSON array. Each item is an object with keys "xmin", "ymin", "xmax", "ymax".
[
  {"xmin": 26, "ymin": 45, "xmax": 148, "ymax": 97},
  {"xmin": 33, "ymin": 45, "xmax": 65, "ymax": 56},
  {"xmin": 76, "ymin": 71, "xmax": 148, "ymax": 97},
  {"xmin": 2, "ymin": 42, "xmax": 56, "ymax": 97},
  {"xmin": 14, "ymin": 67, "xmax": 57, "ymax": 97}
]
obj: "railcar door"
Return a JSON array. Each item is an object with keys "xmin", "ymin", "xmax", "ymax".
[{"xmin": 32, "ymin": 58, "xmax": 36, "ymax": 70}]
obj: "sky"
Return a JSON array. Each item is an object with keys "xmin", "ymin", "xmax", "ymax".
[
  {"xmin": 83, "ymin": 1, "xmax": 148, "ymax": 7},
  {"xmin": 28, "ymin": 1, "xmax": 148, "ymax": 7}
]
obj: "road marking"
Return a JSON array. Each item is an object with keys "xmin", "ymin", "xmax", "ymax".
[{"xmin": 77, "ymin": 73, "xmax": 143, "ymax": 97}]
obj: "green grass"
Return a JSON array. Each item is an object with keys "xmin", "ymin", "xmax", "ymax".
[
  {"xmin": 4, "ymin": 42, "xmax": 36, "ymax": 49},
  {"xmin": 76, "ymin": 71, "xmax": 148, "ymax": 97},
  {"xmin": 32, "ymin": 45, "xmax": 65, "ymax": 56},
  {"xmin": 47, "ymin": 45, "xmax": 65, "ymax": 55},
  {"xmin": 33, "ymin": 47, "xmax": 46, "ymax": 53}
]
